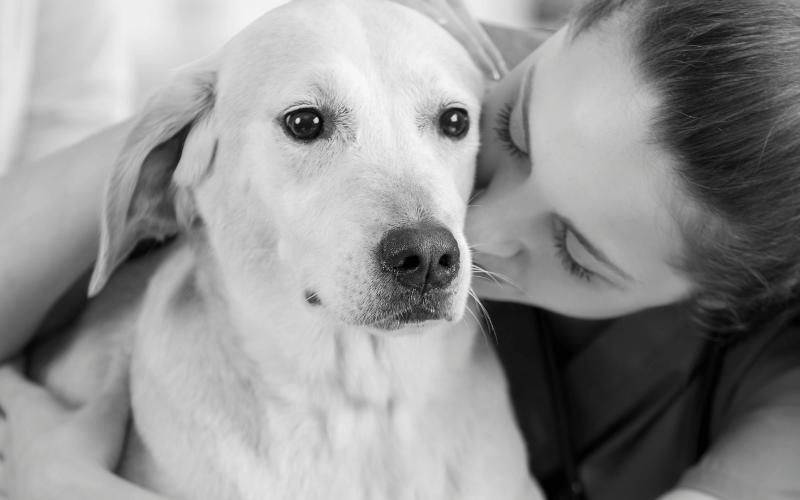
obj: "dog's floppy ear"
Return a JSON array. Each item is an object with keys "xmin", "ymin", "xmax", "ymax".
[{"xmin": 88, "ymin": 58, "xmax": 219, "ymax": 296}]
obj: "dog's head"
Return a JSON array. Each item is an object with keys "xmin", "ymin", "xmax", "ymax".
[{"xmin": 89, "ymin": 0, "xmax": 485, "ymax": 332}]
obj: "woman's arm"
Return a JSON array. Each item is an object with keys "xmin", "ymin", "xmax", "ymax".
[
  {"xmin": 39, "ymin": 470, "xmax": 175, "ymax": 500},
  {"xmin": 0, "ymin": 353, "xmax": 174, "ymax": 500},
  {"xmin": 0, "ymin": 119, "xmax": 132, "ymax": 361}
]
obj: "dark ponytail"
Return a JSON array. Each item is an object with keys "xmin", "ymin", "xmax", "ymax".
[{"xmin": 572, "ymin": 0, "xmax": 800, "ymax": 336}]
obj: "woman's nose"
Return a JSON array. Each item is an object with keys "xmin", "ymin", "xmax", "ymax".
[
  {"xmin": 466, "ymin": 197, "xmax": 525, "ymax": 259},
  {"xmin": 466, "ymin": 165, "xmax": 533, "ymax": 258}
]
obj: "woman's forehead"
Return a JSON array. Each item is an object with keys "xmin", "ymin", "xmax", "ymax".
[{"xmin": 533, "ymin": 23, "xmax": 687, "ymax": 280}]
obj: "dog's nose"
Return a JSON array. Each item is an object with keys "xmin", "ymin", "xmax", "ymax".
[{"xmin": 379, "ymin": 224, "xmax": 460, "ymax": 293}]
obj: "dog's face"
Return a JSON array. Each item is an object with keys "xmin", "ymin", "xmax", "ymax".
[{"xmin": 90, "ymin": 0, "xmax": 484, "ymax": 332}]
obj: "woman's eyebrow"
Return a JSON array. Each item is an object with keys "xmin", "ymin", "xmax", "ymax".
[
  {"xmin": 562, "ymin": 217, "xmax": 636, "ymax": 282},
  {"xmin": 520, "ymin": 62, "xmax": 537, "ymax": 150}
]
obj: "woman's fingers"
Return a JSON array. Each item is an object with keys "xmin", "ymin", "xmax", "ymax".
[
  {"xmin": 0, "ymin": 358, "xmax": 26, "ymax": 406},
  {"xmin": 0, "ymin": 350, "xmax": 132, "ymax": 498},
  {"xmin": 394, "ymin": 0, "xmax": 507, "ymax": 80},
  {"xmin": 442, "ymin": 0, "xmax": 508, "ymax": 77},
  {"xmin": 0, "ymin": 359, "xmax": 51, "ymax": 420}
]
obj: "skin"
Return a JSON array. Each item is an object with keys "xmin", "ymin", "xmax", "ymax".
[
  {"xmin": 468, "ymin": 23, "xmax": 692, "ymax": 320},
  {"xmin": 0, "ymin": 11, "xmax": 721, "ymax": 500},
  {"xmin": 0, "ymin": 120, "xmax": 134, "ymax": 362}
]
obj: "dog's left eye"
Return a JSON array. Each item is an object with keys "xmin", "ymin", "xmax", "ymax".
[
  {"xmin": 285, "ymin": 108, "xmax": 324, "ymax": 140},
  {"xmin": 439, "ymin": 108, "xmax": 469, "ymax": 139}
]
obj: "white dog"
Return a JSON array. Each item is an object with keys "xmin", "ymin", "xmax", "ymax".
[{"xmin": 33, "ymin": 0, "xmax": 540, "ymax": 498}]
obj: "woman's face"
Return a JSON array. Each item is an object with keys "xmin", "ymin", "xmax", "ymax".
[{"xmin": 467, "ymin": 23, "xmax": 693, "ymax": 318}]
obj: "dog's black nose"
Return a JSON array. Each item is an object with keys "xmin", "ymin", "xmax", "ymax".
[{"xmin": 378, "ymin": 224, "xmax": 460, "ymax": 293}]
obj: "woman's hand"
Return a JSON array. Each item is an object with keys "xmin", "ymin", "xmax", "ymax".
[
  {"xmin": 393, "ymin": 0, "xmax": 508, "ymax": 80},
  {"xmin": 0, "ymin": 351, "xmax": 131, "ymax": 500}
]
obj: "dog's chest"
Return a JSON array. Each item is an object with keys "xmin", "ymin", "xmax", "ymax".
[
  {"xmin": 132, "ymin": 353, "xmax": 477, "ymax": 500},
  {"xmin": 230, "ymin": 400, "xmax": 465, "ymax": 500},
  {"xmin": 132, "ymin": 338, "xmax": 474, "ymax": 499},
  {"xmin": 123, "ymin": 250, "xmax": 531, "ymax": 500}
]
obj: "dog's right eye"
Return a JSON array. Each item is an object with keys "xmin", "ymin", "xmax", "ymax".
[
  {"xmin": 284, "ymin": 109, "xmax": 324, "ymax": 140},
  {"xmin": 439, "ymin": 108, "xmax": 469, "ymax": 139}
]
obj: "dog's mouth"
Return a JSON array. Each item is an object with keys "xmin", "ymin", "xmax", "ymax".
[
  {"xmin": 366, "ymin": 286, "xmax": 458, "ymax": 331},
  {"xmin": 374, "ymin": 305, "xmax": 447, "ymax": 330},
  {"xmin": 304, "ymin": 285, "xmax": 456, "ymax": 330}
]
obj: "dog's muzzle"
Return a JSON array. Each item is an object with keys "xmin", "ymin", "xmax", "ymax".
[{"xmin": 374, "ymin": 223, "xmax": 461, "ymax": 324}]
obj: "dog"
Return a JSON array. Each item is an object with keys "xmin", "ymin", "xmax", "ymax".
[{"xmin": 32, "ymin": 0, "xmax": 540, "ymax": 498}]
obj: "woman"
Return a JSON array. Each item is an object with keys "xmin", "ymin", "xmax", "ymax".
[
  {"xmin": 473, "ymin": 1, "xmax": 800, "ymax": 498},
  {"xmin": 471, "ymin": 1, "xmax": 800, "ymax": 498},
  {"xmin": 2, "ymin": 0, "xmax": 800, "ymax": 499}
]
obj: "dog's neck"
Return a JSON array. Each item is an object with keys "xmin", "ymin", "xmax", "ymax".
[
  {"xmin": 133, "ymin": 236, "xmax": 480, "ymax": 446},
  {"xmin": 129, "ymin": 238, "xmax": 482, "ymax": 496}
]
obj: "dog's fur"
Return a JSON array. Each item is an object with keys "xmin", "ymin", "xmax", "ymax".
[{"xmin": 33, "ymin": 0, "xmax": 540, "ymax": 498}]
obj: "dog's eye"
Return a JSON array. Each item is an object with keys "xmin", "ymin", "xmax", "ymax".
[
  {"xmin": 285, "ymin": 109, "xmax": 324, "ymax": 140},
  {"xmin": 439, "ymin": 108, "xmax": 469, "ymax": 139}
]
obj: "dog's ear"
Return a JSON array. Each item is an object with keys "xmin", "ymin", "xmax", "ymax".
[{"xmin": 88, "ymin": 58, "xmax": 219, "ymax": 296}]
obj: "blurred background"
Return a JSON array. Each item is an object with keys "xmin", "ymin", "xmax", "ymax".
[
  {"xmin": 121, "ymin": 0, "xmax": 577, "ymax": 104},
  {"xmin": 0, "ymin": 0, "xmax": 576, "ymax": 175}
]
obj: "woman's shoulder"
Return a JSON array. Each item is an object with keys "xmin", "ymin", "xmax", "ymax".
[
  {"xmin": 680, "ymin": 316, "xmax": 800, "ymax": 499},
  {"xmin": 716, "ymin": 313, "xmax": 800, "ymax": 415}
]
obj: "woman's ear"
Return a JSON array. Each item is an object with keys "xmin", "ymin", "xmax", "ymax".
[{"xmin": 88, "ymin": 56, "xmax": 220, "ymax": 296}]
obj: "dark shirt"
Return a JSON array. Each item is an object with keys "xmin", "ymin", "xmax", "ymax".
[{"xmin": 486, "ymin": 301, "xmax": 800, "ymax": 500}]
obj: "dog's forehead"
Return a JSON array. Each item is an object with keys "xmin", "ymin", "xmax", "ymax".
[{"xmin": 215, "ymin": 0, "xmax": 482, "ymax": 104}]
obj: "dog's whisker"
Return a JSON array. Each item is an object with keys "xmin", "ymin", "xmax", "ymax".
[
  {"xmin": 467, "ymin": 244, "xmax": 498, "ymax": 256},
  {"xmin": 469, "ymin": 290, "xmax": 497, "ymax": 344},
  {"xmin": 464, "ymin": 302, "xmax": 490, "ymax": 346},
  {"xmin": 467, "ymin": 190, "xmax": 484, "ymax": 205},
  {"xmin": 453, "ymin": 202, "xmax": 476, "ymax": 220},
  {"xmin": 484, "ymin": 271, "xmax": 529, "ymax": 297},
  {"xmin": 472, "ymin": 266, "xmax": 530, "ymax": 297},
  {"xmin": 444, "ymin": 320, "xmax": 456, "ymax": 339},
  {"xmin": 472, "ymin": 268, "xmax": 502, "ymax": 286},
  {"xmin": 471, "ymin": 265, "xmax": 504, "ymax": 287}
]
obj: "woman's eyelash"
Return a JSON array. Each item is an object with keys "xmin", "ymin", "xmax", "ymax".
[
  {"xmin": 554, "ymin": 224, "xmax": 596, "ymax": 282},
  {"xmin": 494, "ymin": 103, "xmax": 528, "ymax": 160}
]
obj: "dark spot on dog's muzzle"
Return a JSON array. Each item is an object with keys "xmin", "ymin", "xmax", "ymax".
[{"xmin": 305, "ymin": 290, "xmax": 322, "ymax": 306}]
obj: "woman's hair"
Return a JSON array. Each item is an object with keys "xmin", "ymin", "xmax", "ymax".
[{"xmin": 571, "ymin": 0, "xmax": 800, "ymax": 336}]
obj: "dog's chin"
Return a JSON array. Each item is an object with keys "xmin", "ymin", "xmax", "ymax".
[
  {"xmin": 303, "ymin": 285, "xmax": 467, "ymax": 332},
  {"xmin": 370, "ymin": 306, "xmax": 454, "ymax": 333},
  {"xmin": 362, "ymin": 289, "xmax": 467, "ymax": 333}
]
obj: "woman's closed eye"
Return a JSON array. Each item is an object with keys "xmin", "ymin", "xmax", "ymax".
[
  {"xmin": 495, "ymin": 102, "xmax": 529, "ymax": 160},
  {"xmin": 554, "ymin": 220, "xmax": 597, "ymax": 282}
]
